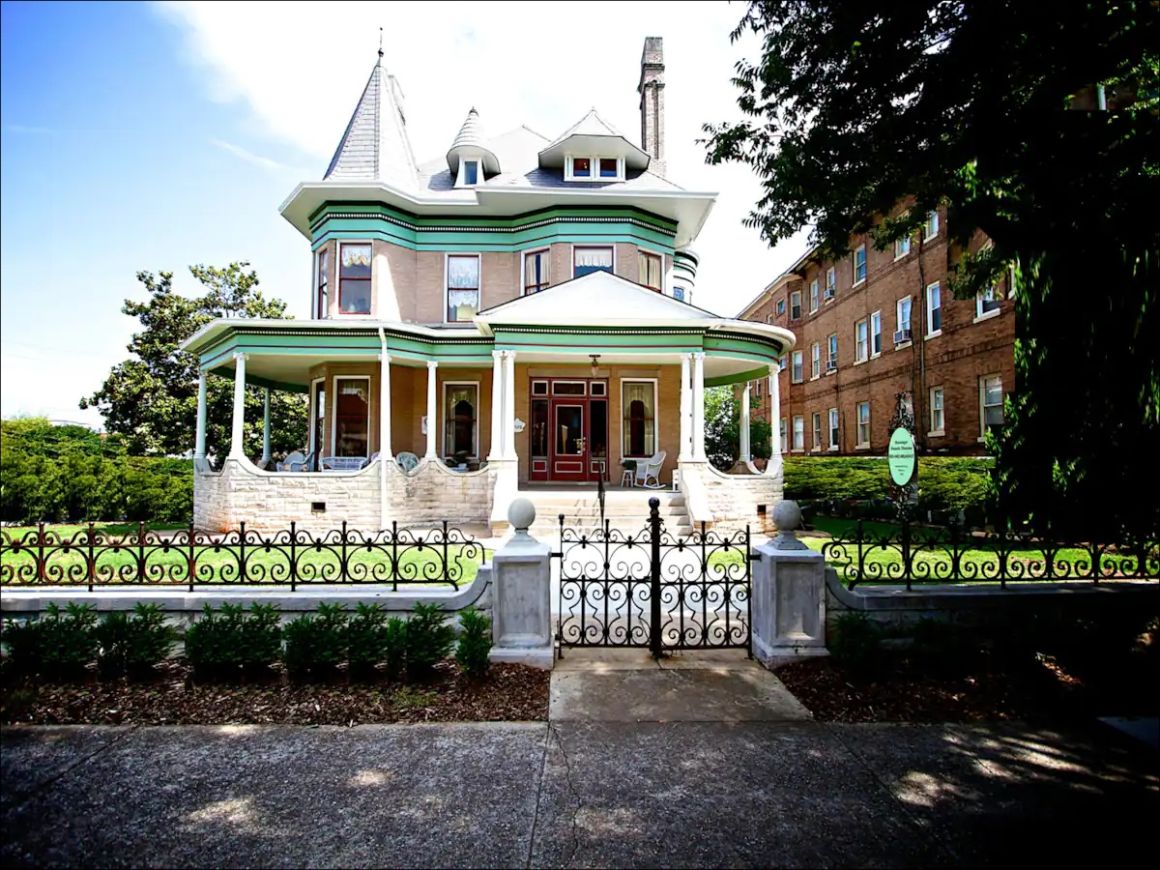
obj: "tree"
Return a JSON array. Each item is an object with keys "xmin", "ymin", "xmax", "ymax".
[
  {"xmin": 704, "ymin": 2, "xmax": 1159, "ymax": 541},
  {"xmin": 704, "ymin": 386, "xmax": 773, "ymax": 472},
  {"xmin": 81, "ymin": 264, "xmax": 307, "ymax": 460}
]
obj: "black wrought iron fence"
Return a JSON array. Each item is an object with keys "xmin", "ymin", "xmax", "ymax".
[
  {"xmin": 821, "ymin": 518, "xmax": 1160, "ymax": 590},
  {"xmin": 0, "ymin": 521, "xmax": 483, "ymax": 591}
]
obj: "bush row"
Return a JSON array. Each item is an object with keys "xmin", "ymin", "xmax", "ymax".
[{"xmin": 1, "ymin": 601, "xmax": 492, "ymax": 683}]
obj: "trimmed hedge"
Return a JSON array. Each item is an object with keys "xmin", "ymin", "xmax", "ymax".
[{"xmin": 784, "ymin": 455, "xmax": 993, "ymax": 521}]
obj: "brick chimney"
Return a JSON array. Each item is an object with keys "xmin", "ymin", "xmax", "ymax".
[{"xmin": 638, "ymin": 36, "xmax": 665, "ymax": 177}]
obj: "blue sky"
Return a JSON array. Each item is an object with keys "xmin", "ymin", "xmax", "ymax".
[{"xmin": 1, "ymin": 1, "xmax": 806, "ymax": 429}]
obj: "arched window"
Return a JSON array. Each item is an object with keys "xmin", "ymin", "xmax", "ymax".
[
  {"xmin": 453, "ymin": 399, "xmax": 475, "ymax": 454},
  {"xmin": 443, "ymin": 383, "xmax": 478, "ymax": 458},
  {"xmin": 621, "ymin": 381, "xmax": 655, "ymax": 457}
]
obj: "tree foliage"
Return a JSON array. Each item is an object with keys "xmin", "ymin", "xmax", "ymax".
[
  {"xmin": 704, "ymin": 1, "xmax": 1159, "ymax": 541},
  {"xmin": 704, "ymin": 386, "xmax": 773, "ymax": 471},
  {"xmin": 80, "ymin": 263, "xmax": 307, "ymax": 459}
]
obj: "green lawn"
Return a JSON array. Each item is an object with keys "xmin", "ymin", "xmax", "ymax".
[{"xmin": 0, "ymin": 524, "xmax": 487, "ymax": 588}]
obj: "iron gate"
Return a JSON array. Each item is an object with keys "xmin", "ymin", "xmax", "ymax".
[{"xmin": 553, "ymin": 497, "xmax": 753, "ymax": 657}]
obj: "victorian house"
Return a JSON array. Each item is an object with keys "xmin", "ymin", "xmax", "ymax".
[{"xmin": 183, "ymin": 38, "xmax": 794, "ymax": 534}]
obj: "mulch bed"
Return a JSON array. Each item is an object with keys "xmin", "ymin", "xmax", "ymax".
[{"xmin": 1, "ymin": 660, "xmax": 549, "ymax": 726}]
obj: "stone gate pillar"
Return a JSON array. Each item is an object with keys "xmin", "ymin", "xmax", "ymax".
[{"xmin": 489, "ymin": 498, "xmax": 554, "ymax": 669}]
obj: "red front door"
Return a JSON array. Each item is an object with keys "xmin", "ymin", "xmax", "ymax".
[
  {"xmin": 528, "ymin": 378, "xmax": 609, "ymax": 483},
  {"xmin": 551, "ymin": 404, "xmax": 587, "ymax": 482}
]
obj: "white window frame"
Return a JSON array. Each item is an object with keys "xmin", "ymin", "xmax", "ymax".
[
  {"xmin": 854, "ymin": 318, "xmax": 868, "ymax": 363},
  {"xmin": 894, "ymin": 235, "xmax": 912, "ymax": 260},
  {"xmin": 809, "ymin": 278, "xmax": 819, "ymax": 313},
  {"xmin": 870, "ymin": 310, "xmax": 882, "ymax": 357},
  {"xmin": 619, "ymin": 378, "xmax": 659, "ymax": 461},
  {"xmin": 522, "ymin": 247, "xmax": 551, "ymax": 295},
  {"xmin": 444, "ymin": 252, "xmax": 482, "ymax": 324},
  {"xmin": 978, "ymin": 374, "xmax": 1004, "ymax": 441},
  {"xmin": 855, "ymin": 401, "xmax": 871, "ymax": 449},
  {"xmin": 457, "ymin": 159, "xmax": 481, "ymax": 187},
  {"xmin": 826, "ymin": 333, "xmax": 838, "ymax": 373},
  {"xmin": 792, "ymin": 415, "xmax": 805, "ymax": 452},
  {"xmin": 852, "ymin": 244, "xmax": 867, "ymax": 286},
  {"xmin": 776, "ymin": 297, "xmax": 786, "ymax": 317},
  {"xmin": 565, "ymin": 154, "xmax": 624, "ymax": 182},
  {"xmin": 827, "ymin": 407, "xmax": 840, "ymax": 451},
  {"xmin": 824, "ymin": 267, "xmax": 837, "ymax": 301},
  {"xmin": 790, "ymin": 290, "xmax": 802, "ymax": 320},
  {"xmin": 896, "ymin": 296, "xmax": 913, "ymax": 346},
  {"xmin": 925, "ymin": 281, "xmax": 942, "ymax": 338},
  {"xmin": 337, "ymin": 240, "xmax": 374, "ymax": 318},
  {"xmin": 810, "ymin": 342, "xmax": 820, "ymax": 380},
  {"xmin": 442, "ymin": 380, "xmax": 481, "ymax": 459},
  {"xmin": 929, "ymin": 386, "xmax": 945, "ymax": 436},
  {"xmin": 790, "ymin": 350, "xmax": 804, "ymax": 384},
  {"xmin": 571, "ymin": 244, "xmax": 616, "ymax": 279},
  {"xmin": 924, "ymin": 209, "xmax": 939, "ymax": 241},
  {"xmin": 309, "ymin": 376, "xmax": 326, "ymax": 460},
  {"xmin": 812, "ymin": 412, "xmax": 822, "ymax": 452},
  {"xmin": 313, "ymin": 246, "xmax": 330, "ymax": 320},
  {"xmin": 330, "ymin": 375, "xmax": 372, "ymax": 460},
  {"xmin": 779, "ymin": 417, "xmax": 788, "ymax": 453},
  {"xmin": 975, "ymin": 285, "xmax": 1001, "ymax": 321}
]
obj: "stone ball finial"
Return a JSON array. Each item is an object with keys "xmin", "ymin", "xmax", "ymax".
[
  {"xmin": 508, "ymin": 497, "xmax": 536, "ymax": 532},
  {"xmin": 773, "ymin": 499, "xmax": 801, "ymax": 533}
]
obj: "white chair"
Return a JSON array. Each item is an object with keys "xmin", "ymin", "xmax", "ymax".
[
  {"xmin": 634, "ymin": 450, "xmax": 667, "ymax": 489},
  {"xmin": 276, "ymin": 450, "xmax": 313, "ymax": 472},
  {"xmin": 395, "ymin": 452, "xmax": 420, "ymax": 473}
]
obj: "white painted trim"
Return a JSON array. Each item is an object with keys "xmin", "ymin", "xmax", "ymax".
[
  {"xmin": 854, "ymin": 317, "xmax": 869, "ymax": 363},
  {"xmin": 870, "ymin": 310, "xmax": 883, "ymax": 357},
  {"xmin": 893, "ymin": 236, "xmax": 912, "ymax": 260},
  {"xmin": 852, "ymin": 243, "xmax": 867, "ymax": 286},
  {"xmin": 335, "ymin": 240, "xmax": 374, "ymax": 318},
  {"xmin": 618, "ymin": 376, "xmax": 659, "ymax": 461},
  {"xmin": 330, "ymin": 375, "xmax": 372, "ymax": 459},
  {"xmin": 978, "ymin": 372, "xmax": 1003, "ymax": 440},
  {"xmin": 790, "ymin": 350, "xmax": 804, "ymax": 384},
  {"xmin": 444, "ymin": 251, "xmax": 482, "ymax": 325},
  {"xmin": 789, "ymin": 289, "xmax": 802, "ymax": 320},
  {"xmin": 312, "ymin": 247, "xmax": 330, "ymax": 320},
  {"xmin": 791, "ymin": 415, "xmax": 805, "ymax": 452},
  {"xmin": 565, "ymin": 154, "xmax": 625, "ymax": 182},
  {"xmin": 855, "ymin": 401, "xmax": 871, "ymax": 449},
  {"xmin": 570, "ymin": 243, "xmax": 617, "ymax": 280},
  {"xmin": 808, "ymin": 278, "xmax": 820, "ymax": 313},
  {"xmin": 441, "ymin": 379, "xmax": 481, "ymax": 459},
  {"xmin": 972, "ymin": 309, "xmax": 1002, "ymax": 324},
  {"xmin": 923, "ymin": 209, "xmax": 940, "ymax": 241},
  {"xmin": 925, "ymin": 281, "xmax": 942, "ymax": 337},
  {"xmin": 929, "ymin": 385, "xmax": 944, "ymax": 435},
  {"xmin": 521, "ymin": 246, "xmax": 551, "ymax": 296},
  {"xmin": 309, "ymin": 377, "xmax": 325, "ymax": 460},
  {"xmin": 827, "ymin": 407, "xmax": 840, "ymax": 451}
]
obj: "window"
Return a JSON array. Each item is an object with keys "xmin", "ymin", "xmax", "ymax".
[
  {"xmin": 779, "ymin": 417, "xmax": 787, "ymax": 453},
  {"xmin": 315, "ymin": 248, "xmax": 329, "ymax": 319},
  {"xmin": 639, "ymin": 251, "xmax": 663, "ymax": 291},
  {"xmin": 825, "ymin": 267, "xmax": 836, "ymax": 300},
  {"xmin": 622, "ymin": 380, "xmax": 656, "ymax": 457},
  {"xmin": 895, "ymin": 235, "xmax": 911, "ymax": 259},
  {"xmin": 855, "ymin": 318, "xmax": 868, "ymax": 362},
  {"xmin": 976, "ymin": 285, "xmax": 1001, "ymax": 319},
  {"xmin": 870, "ymin": 311, "xmax": 882, "ymax": 356},
  {"xmin": 896, "ymin": 297, "xmax": 913, "ymax": 344},
  {"xmin": 930, "ymin": 386, "xmax": 944, "ymax": 434},
  {"xmin": 338, "ymin": 243, "xmax": 372, "ymax": 314},
  {"xmin": 790, "ymin": 290, "xmax": 802, "ymax": 320},
  {"xmin": 827, "ymin": 333, "xmax": 838, "ymax": 371},
  {"xmin": 599, "ymin": 158, "xmax": 619, "ymax": 178},
  {"xmin": 310, "ymin": 379, "xmax": 325, "ymax": 470},
  {"xmin": 791, "ymin": 350, "xmax": 804, "ymax": 383},
  {"xmin": 673, "ymin": 285, "xmax": 687, "ymax": 303},
  {"xmin": 524, "ymin": 248, "xmax": 550, "ymax": 294},
  {"xmin": 446, "ymin": 254, "xmax": 480, "ymax": 322},
  {"xmin": 566, "ymin": 155, "xmax": 623, "ymax": 181},
  {"xmin": 571, "ymin": 156, "xmax": 591, "ymax": 178},
  {"xmin": 333, "ymin": 377, "xmax": 370, "ymax": 457},
  {"xmin": 443, "ymin": 383, "xmax": 479, "ymax": 458},
  {"xmin": 979, "ymin": 375, "xmax": 1004, "ymax": 437},
  {"xmin": 828, "ymin": 407, "xmax": 839, "ymax": 450},
  {"xmin": 573, "ymin": 246, "xmax": 613, "ymax": 277},
  {"xmin": 463, "ymin": 160, "xmax": 479, "ymax": 186},
  {"xmin": 810, "ymin": 342, "xmax": 820, "ymax": 379},
  {"xmin": 926, "ymin": 282, "xmax": 942, "ymax": 335},
  {"xmin": 856, "ymin": 402, "xmax": 870, "ymax": 447},
  {"xmin": 779, "ymin": 355, "xmax": 787, "ymax": 372},
  {"xmin": 924, "ymin": 209, "xmax": 939, "ymax": 240},
  {"xmin": 792, "ymin": 416, "xmax": 805, "ymax": 451},
  {"xmin": 853, "ymin": 244, "xmax": 867, "ymax": 285},
  {"xmin": 809, "ymin": 279, "xmax": 819, "ymax": 312},
  {"xmin": 776, "ymin": 297, "xmax": 786, "ymax": 316},
  {"xmin": 812, "ymin": 412, "xmax": 822, "ymax": 451}
]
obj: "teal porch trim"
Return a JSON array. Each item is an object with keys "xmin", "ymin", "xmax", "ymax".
[
  {"xmin": 205, "ymin": 367, "xmax": 309, "ymax": 394},
  {"xmin": 705, "ymin": 365, "xmax": 771, "ymax": 388}
]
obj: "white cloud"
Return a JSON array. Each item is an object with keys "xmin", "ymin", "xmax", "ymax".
[
  {"xmin": 158, "ymin": 0, "xmax": 808, "ymax": 316},
  {"xmin": 210, "ymin": 137, "xmax": 300, "ymax": 173}
]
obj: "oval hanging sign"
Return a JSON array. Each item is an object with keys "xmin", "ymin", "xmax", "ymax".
[{"xmin": 888, "ymin": 427, "xmax": 916, "ymax": 486}]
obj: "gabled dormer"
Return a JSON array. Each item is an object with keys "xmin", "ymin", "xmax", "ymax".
[
  {"xmin": 446, "ymin": 108, "xmax": 500, "ymax": 188},
  {"xmin": 537, "ymin": 108, "xmax": 650, "ymax": 183}
]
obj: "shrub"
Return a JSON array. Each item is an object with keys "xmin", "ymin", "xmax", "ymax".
[
  {"xmin": 94, "ymin": 603, "xmax": 176, "ymax": 679},
  {"xmin": 455, "ymin": 607, "xmax": 492, "ymax": 679},
  {"xmin": 384, "ymin": 616, "xmax": 407, "ymax": 682},
  {"xmin": 829, "ymin": 612, "xmax": 884, "ymax": 679},
  {"xmin": 909, "ymin": 618, "xmax": 984, "ymax": 678},
  {"xmin": 404, "ymin": 603, "xmax": 455, "ymax": 681},
  {"xmin": 184, "ymin": 603, "xmax": 282, "ymax": 681},
  {"xmin": 347, "ymin": 603, "xmax": 388, "ymax": 681},
  {"xmin": 284, "ymin": 603, "xmax": 348, "ymax": 681},
  {"xmin": 2, "ymin": 617, "xmax": 43, "ymax": 675},
  {"xmin": 38, "ymin": 603, "xmax": 99, "ymax": 680}
]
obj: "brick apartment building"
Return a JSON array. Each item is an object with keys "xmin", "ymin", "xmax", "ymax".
[{"xmin": 737, "ymin": 205, "xmax": 1015, "ymax": 457}]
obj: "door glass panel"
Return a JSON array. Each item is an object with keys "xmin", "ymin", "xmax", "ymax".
[
  {"xmin": 551, "ymin": 381, "xmax": 586, "ymax": 396},
  {"xmin": 334, "ymin": 378, "xmax": 369, "ymax": 457},
  {"xmin": 531, "ymin": 400, "xmax": 548, "ymax": 458},
  {"xmin": 589, "ymin": 401, "xmax": 608, "ymax": 459},
  {"xmin": 555, "ymin": 406, "xmax": 584, "ymax": 455}
]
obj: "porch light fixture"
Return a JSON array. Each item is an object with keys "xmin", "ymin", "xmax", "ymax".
[{"xmin": 590, "ymin": 354, "xmax": 601, "ymax": 377}]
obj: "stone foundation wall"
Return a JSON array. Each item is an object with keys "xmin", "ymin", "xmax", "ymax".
[
  {"xmin": 385, "ymin": 460, "xmax": 494, "ymax": 526},
  {"xmin": 679, "ymin": 461, "xmax": 782, "ymax": 534}
]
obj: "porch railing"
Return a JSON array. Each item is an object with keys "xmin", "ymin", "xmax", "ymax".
[{"xmin": 0, "ymin": 521, "xmax": 484, "ymax": 591}]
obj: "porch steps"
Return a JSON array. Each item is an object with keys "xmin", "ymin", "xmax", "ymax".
[{"xmin": 519, "ymin": 488, "xmax": 692, "ymax": 538}]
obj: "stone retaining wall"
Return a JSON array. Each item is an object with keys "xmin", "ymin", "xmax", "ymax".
[{"xmin": 679, "ymin": 461, "xmax": 782, "ymax": 534}]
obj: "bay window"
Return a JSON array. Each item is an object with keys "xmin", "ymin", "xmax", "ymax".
[
  {"xmin": 524, "ymin": 248, "xmax": 550, "ymax": 294},
  {"xmin": 574, "ymin": 246, "xmax": 613, "ymax": 278},
  {"xmin": 639, "ymin": 251, "xmax": 663, "ymax": 291},
  {"xmin": 446, "ymin": 254, "xmax": 481, "ymax": 322},
  {"xmin": 338, "ymin": 243, "xmax": 372, "ymax": 315}
]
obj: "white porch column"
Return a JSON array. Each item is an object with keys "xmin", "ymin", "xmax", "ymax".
[
  {"xmin": 503, "ymin": 350, "xmax": 517, "ymax": 459},
  {"xmin": 228, "ymin": 352, "xmax": 247, "ymax": 460},
  {"xmin": 692, "ymin": 352, "xmax": 706, "ymax": 461},
  {"xmin": 425, "ymin": 360, "xmax": 438, "ymax": 460},
  {"xmin": 767, "ymin": 361, "xmax": 782, "ymax": 473},
  {"xmin": 678, "ymin": 353, "xmax": 692, "ymax": 461},
  {"xmin": 379, "ymin": 351, "xmax": 393, "ymax": 460},
  {"xmin": 740, "ymin": 381, "xmax": 752, "ymax": 462},
  {"xmin": 488, "ymin": 350, "xmax": 504, "ymax": 461},
  {"xmin": 260, "ymin": 388, "xmax": 272, "ymax": 466},
  {"xmin": 194, "ymin": 370, "xmax": 207, "ymax": 460}
]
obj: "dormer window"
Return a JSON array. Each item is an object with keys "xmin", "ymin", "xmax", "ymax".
[
  {"xmin": 463, "ymin": 160, "xmax": 479, "ymax": 185},
  {"xmin": 565, "ymin": 155, "xmax": 624, "ymax": 182}
]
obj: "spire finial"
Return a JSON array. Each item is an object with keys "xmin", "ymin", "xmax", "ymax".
[{"xmin": 378, "ymin": 27, "xmax": 384, "ymax": 60}]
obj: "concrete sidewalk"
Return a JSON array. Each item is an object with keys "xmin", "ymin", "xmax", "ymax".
[{"xmin": 3, "ymin": 718, "xmax": 1157, "ymax": 868}]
